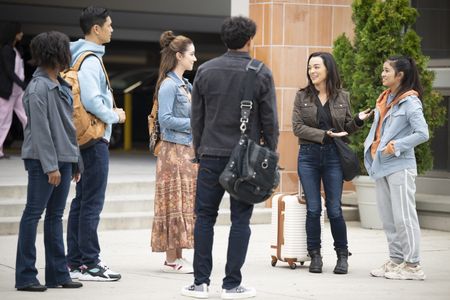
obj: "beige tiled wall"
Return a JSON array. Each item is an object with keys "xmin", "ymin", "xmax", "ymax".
[{"xmin": 249, "ymin": 0, "xmax": 354, "ymax": 198}]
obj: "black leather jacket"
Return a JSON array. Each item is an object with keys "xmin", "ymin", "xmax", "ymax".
[
  {"xmin": 292, "ymin": 89, "xmax": 362, "ymax": 144},
  {"xmin": 191, "ymin": 51, "xmax": 279, "ymax": 157}
]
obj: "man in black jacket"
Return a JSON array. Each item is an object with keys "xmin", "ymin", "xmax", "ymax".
[{"xmin": 181, "ymin": 16, "xmax": 278, "ymax": 299}]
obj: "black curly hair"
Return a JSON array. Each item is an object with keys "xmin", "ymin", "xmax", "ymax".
[
  {"xmin": 80, "ymin": 6, "xmax": 110, "ymax": 35},
  {"xmin": 220, "ymin": 16, "xmax": 256, "ymax": 50},
  {"xmin": 30, "ymin": 31, "xmax": 71, "ymax": 70}
]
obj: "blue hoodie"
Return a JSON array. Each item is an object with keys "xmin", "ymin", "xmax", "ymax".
[{"xmin": 70, "ymin": 39, "xmax": 119, "ymax": 142}]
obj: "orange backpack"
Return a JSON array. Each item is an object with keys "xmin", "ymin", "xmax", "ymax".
[{"xmin": 61, "ymin": 51, "xmax": 111, "ymax": 148}]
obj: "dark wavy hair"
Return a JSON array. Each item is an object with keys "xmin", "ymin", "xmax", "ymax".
[
  {"xmin": 220, "ymin": 16, "xmax": 256, "ymax": 50},
  {"xmin": 303, "ymin": 52, "xmax": 342, "ymax": 100},
  {"xmin": 80, "ymin": 6, "xmax": 110, "ymax": 35},
  {"xmin": 0, "ymin": 21, "xmax": 22, "ymax": 46},
  {"xmin": 30, "ymin": 31, "xmax": 71, "ymax": 70},
  {"xmin": 153, "ymin": 31, "xmax": 193, "ymax": 102},
  {"xmin": 387, "ymin": 55, "xmax": 423, "ymax": 99}
]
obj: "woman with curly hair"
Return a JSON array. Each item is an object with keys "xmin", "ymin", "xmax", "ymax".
[
  {"xmin": 150, "ymin": 31, "xmax": 198, "ymax": 273},
  {"xmin": 15, "ymin": 31, "xmax": 83, "ymax": 292}
]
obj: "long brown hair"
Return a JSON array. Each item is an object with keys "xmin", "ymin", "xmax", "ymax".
[{"xmin": 153, "ymin": 31, "xmax": 193, "ymax": 102}]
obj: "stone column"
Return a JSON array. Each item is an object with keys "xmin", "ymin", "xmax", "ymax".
[{"xmin": 249, "ymin": 0, "xmax": 354, "ymax": 199}]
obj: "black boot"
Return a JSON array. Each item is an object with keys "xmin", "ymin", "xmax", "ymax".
[
  {"xmin": 308, "ymin": 249, "xmax": 323, "ymax": 273},
  {"xmin": 333, "ymin": 248, "xmax": 350, "ymax": 274}
]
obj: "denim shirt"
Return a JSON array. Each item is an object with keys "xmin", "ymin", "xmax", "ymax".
[
  {"xmin": 363, "ymin": 94, "xmax": 429, "ymax": 180},
  {"xmin": 158, "ymin": 71, "xmax": 193, "ymax": 146}
]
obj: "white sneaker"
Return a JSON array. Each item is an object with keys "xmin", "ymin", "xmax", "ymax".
[
  {"xmin": 68, "ymin": 265, "xmax": 84, "ymax": 279},
  {"xmin": 370, "ymin": 260, "xmax": 399, "ymax": 277},
  {"xmin": 385, "ymin": 263, "xmax": 426, "ymax": 280},
  {"xmin": 221, "ymin": 285, "xmax": 256, "ymax": 299},
  {"xmin": 181, "ymin": 283, "xmax": 208, "ymax": 299},
  {"xmin": 162, "ymin": 259, "xmax": 193, "ymax": 274}
]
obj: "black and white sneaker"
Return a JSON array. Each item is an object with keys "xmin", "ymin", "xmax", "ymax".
[{"xmin": 79, "ymin": 262, "xmax": 121, "ymax": 282}]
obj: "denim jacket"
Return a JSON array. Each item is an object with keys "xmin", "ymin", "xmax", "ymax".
[
  {"xmin": 21, "ymin": 67, "xmax": 81, "ymax": 174},
  {"xmin": 158, "ymin": 71, "xmax": 193, "ymax": 146},
  {"xmin": 363, "ymin": 94, "xmax": 429, "ymax": 180}
]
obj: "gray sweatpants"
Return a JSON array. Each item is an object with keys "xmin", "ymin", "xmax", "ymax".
[{"xmin": 375, "ymin": 169, "xmax": 421, "ymax": 264}]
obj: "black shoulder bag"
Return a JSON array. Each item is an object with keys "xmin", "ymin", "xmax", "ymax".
[
  {"xmin": 219, "ymin": 60, "xmax": 280, "ymax": 205},
  {"xmin": 314, "ymin": 96, "xmax": 360, "ymax": 181}
]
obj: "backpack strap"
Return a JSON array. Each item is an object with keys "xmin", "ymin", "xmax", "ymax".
[{"xmin": 73, "ymin": 51, "xmax": 116, "ymax": 108}]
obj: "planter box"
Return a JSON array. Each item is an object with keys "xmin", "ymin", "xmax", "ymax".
[{"xmin": 353, "ymin": 175, "xmax": 383, "ymax": 229}]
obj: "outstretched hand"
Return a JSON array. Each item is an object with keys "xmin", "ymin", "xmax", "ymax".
[
  {"xmin": 327, "ymin": 131, "xmax": 348, "ymax": 138},
  {"xmin": 358, "ymin": 108, "xmax": 373, "ymax": 121}
]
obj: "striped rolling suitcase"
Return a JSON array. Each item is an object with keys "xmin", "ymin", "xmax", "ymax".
[{"xmin": 270, "ymin": 192, "xmax": 324, "ymax": 269}]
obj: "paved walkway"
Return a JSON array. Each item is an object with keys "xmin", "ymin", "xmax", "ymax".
[
  {"xmin": 1, "ymin": 223, "xmax": 450, "ymax": 299},
  {"xmin": 1, "ymin": 151, "xmax": 449, "ymax": 299}
]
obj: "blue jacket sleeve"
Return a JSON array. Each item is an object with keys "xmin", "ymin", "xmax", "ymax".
[
  {"xmin": 394, "ymin": 98, "xmax": 429, "ymax": 156},
  {"xmin": 78, "ymin": 57, "xmax": 119, "ymax": 124},
  {"xmin": 28, "ymin": 92, "xmax": 58, "ymax": 173},
  {"xmin": 158, "ymin": 79, "xmax": 190, "ymax": 132}
]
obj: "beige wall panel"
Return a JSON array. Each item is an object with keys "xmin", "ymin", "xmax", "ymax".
[
  {"xmin": 271, "ymin": 47, "xmax": 308, "ymax": 87},
  {"xmin": 281, "ymin": 172, "xmax": 300, "ymax": 193},
  {"xmin": 333, "ymin": 6, "xmax": 355, "ymax": 42},
  {"xmin": 282, "ymin": 88, "xmax": 298, "ymax": 131},
  {"xmin": 271, "ymin": 4, "xmax": 285, "ymax": 45},
  {"xmin": 310, "ymin": 0, "xmax": 353, "ymax": 5},
  {"xmin": 278, "ymin": 131, "xmax": 299, "ymax": 172},
  {"xmin": 285, "ymin": 5, "xmax": 332, "ymax": 46},
  {"xmin": 249, "ymin": 4, "xmax": 264, "ymax": 46}
]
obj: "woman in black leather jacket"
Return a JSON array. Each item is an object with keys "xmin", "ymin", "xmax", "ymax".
[{"xmin": 292, "ymin": 52, "xmax": 371, "ymax": 274}]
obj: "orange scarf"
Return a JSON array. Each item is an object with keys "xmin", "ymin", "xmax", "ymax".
[{"xmin": 370, "ymin": 89, "xmax": 418, "ymax": 158}]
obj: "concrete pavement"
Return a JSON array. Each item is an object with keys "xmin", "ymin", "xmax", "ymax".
[
  {"xmin": 1, "ymin": 222, "xmax": 450, "ymax": 299},
  {"xmin": 1, "ymin": 151, "xmax": 450, "ymax": 299}
]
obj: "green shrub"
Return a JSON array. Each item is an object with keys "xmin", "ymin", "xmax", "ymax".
[{"xmin": 333, "ymin": 0, "xmax": 446, "ymax": 174}]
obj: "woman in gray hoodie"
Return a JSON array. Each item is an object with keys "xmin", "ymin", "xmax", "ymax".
[{"xmin": 364, "ymin": 56, "xmax": 429, "ymax": 281}]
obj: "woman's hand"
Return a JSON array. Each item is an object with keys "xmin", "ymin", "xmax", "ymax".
[
  {"xmin": 382, "ymin": 140, "xmax": 396, "ymax": 155},
  {"xmin": 47, "ymin": 170, "xmax": 61, "ymax": 186},
  {"xmin": 72, "ymin": 172, "xmax": 81, "ymax": 183},
  {"xmin": 327, "ymin": 130, "xmax": 348, "ymax": 138},
  {"xmin": 358, "ymin": 108, "xmax": 373, "ymax": 121}
]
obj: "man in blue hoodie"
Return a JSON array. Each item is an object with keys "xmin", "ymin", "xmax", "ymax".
[{"xmin": 66, "ymin": 6, "xmax": 125, "ymax": 282}]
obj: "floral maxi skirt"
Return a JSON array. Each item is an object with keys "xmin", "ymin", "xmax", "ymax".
[{"xmin": 151, "ymin": 141, "xmax": 198, "ymax": 252}]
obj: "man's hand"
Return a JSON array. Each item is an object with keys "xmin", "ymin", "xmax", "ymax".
[
  {"xmin": 47, "ymin": 170, "xmax": 61, "ymax": 186},
  {"xmin": 114, "ymin": 108, "xmax": 126, "ymax": 124}
]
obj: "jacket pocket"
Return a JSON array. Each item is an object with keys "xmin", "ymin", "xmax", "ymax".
[{"xmin": 298, "ymin": 102, "xmax": 316, "ymax": 124}]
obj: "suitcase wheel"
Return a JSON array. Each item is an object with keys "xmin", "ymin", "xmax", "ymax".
[
  {"xmin": 289, "ymin": 263, "xmax": 297, "ymax": 270},
  {"xmin": 271, "ymin": 256, "xmax": 277, "ymax": 267},
  {"xmin": 300, "ymin": 261, "xmax": 305, "ymax": 266}
]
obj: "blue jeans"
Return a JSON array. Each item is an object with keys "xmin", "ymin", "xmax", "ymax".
[
  {"xmin": 193, "ymin": 156, "xmax": 254, "ymax": 290},
  {"xmin": 297, "ymin": 143, "xmax": 347, "ymax": 251},
  {"xmin": 15, "ymin": 159, "xmax": 72, "ymax": 288},
  {"xmin": 67, "ymin": 140, "xmax": 109, "ymax": 267}
]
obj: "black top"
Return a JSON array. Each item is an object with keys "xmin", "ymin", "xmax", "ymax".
[{"xmin": 314, "ymin": 96, "xmax": 334, "ymax": 144}]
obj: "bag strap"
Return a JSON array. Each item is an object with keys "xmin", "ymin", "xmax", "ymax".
[
  {"xmin": 74, "ymin": 51, "xmax": 116, "ymax": 108},
  {"xmin": 239, "ymin": 59, "xmax": 264, "ymax": 134}
]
